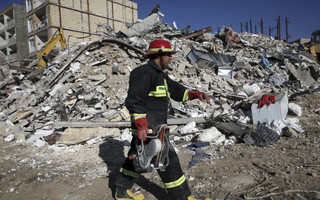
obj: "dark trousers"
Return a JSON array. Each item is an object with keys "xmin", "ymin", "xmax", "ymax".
[{"xmin": 115, "ymin": 136, "xmax": 191, "ymax": 200}]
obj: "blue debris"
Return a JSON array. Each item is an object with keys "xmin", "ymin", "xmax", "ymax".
[
  {"xmin": 261, "ymin": 54, "xmax": 270, "ymax": 67},
  {"xmin": 188, "ymin": 142, "xmax": 211, "ymax": 169}
]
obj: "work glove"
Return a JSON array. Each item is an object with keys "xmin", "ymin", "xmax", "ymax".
[
  {"xmin": 134, "ymin": 117, "xmax": 148, "ymax": 141},
  {"xmin": 258, "ymin": 94, "xmax": 275, "ymax": 108},
  {"xmin": 188, "ymin": 90, "xmax": 211, "ymax": 105}
]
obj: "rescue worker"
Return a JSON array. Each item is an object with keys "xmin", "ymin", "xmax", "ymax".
[{"xmin": 115, "ymin": 39, "xmax": 211, "ymax": 200}]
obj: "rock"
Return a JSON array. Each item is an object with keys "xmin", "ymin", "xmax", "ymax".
[
  {"xmin": 243, "ymin": 83, "xmax": 260, "ymax": 95},
  {"xmin": 119, "ymin": 107, "xmax": 130, "ymax": 121},
  {"xmin": 197, "ymin": 127, "xmax": 225, "ymax": 144},
  {"xmin": 179, "ymin": 121, "xmax": 197, "ymax": 134},
  {"xmin": 289, "ymin": 102, "xmax": 302, "ymax": 116},
  {"xmin": 4, "ymin": 134, "xmax": 15, "ymax": 142}
]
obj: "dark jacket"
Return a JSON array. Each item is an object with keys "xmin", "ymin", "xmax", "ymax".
[{"xmin": 125, "ymin": 60, "xmax": 188, "ymax": 130}]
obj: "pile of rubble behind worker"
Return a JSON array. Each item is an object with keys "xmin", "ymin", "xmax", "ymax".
[{"xmin": 0, "ymin": 13, "xmax": 319, "ymax": 148}]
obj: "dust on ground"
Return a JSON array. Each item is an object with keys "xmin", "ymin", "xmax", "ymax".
[{"xmin": 0, "ymin": 92, "xmax": 319, "ymax": 200}]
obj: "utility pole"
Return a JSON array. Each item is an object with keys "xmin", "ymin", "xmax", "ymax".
[
  {"xmin": 258, "ymin": 18, "xmax": 264, "ymax": 34},
  {"xmin": 255, "ymin": 25, "xmax": 257, "ymax": 34},
  {"xmin": 240, "ymin": 22, "xmax": 243, "ymax": 32},
  {"xmin": 269, "ymin": 26, "xmax": 277, "ymax": 37},
  {"xmin": 276, "ymin": 15, "xmax": 281, "ymax": 40},
  {"xmin": 241, "ymin": 22, "xmax": 247, "ymax": 32},
  {"xmin": 250, "ymin": 19, "xmax": 252, "ymax": 33},
  {"xmin": 285, "ymin": 17, "xmax": 291, "ymax": 42}
]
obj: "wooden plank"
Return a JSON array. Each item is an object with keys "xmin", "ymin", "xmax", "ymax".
[{"xmin": 53, "ymin": 117, "xmax": 207, "ymax": 128}]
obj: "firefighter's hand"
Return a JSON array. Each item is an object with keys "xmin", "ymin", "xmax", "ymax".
[
  {"xmin": 134, "ymin": 117, "xmax": 148, "ymax": 141},
  {"xmin": 188, "ymin": 90, "xmax": 211, "ymax": 105}
]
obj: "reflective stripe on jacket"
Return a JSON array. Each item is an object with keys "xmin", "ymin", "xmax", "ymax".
[{"xmin": 125, "ymin": 60, "xmax": 188, "ymax": 129}]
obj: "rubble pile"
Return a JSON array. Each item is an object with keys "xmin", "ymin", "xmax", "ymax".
[{"xmin": 0, "ymin": 13, "xmax": 319, "ymax": 148}]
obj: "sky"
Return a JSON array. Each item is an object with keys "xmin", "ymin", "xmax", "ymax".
[{"xmin": 1, "ymin": 0, "xmax": 319, "ymax": 42}]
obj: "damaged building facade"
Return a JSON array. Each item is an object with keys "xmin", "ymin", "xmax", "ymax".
[
  {"xmin": 0, "ymin": 4, "xmax": 28, "ymax": 65},
  {"xmin": 0, "ymin": 0, "xmax": 138, "ymax": 66}
]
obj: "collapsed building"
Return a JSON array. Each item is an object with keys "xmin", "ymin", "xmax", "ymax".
[{"xmin": 0, "ymin": 10, "xmax": 319, "ymax": 150}]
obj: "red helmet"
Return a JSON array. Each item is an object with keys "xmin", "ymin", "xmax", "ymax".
[{"xmin": 146, "ymin": 39, "xmax": 174, "ymax": 55}]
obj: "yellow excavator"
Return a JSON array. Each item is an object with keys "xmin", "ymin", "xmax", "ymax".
[
  {"xmin": 304, "ymin": 29, "xmax": 320, "ymax": 63},
  {"xmin": 37, "ymin": 28, "xmax": 67, "ymax": 68}
]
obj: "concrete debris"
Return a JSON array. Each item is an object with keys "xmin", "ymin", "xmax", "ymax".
[
  {"xmin": 269, "ymin": 73, "xmax": 286, "ymax": 86},
  {"xmin": 197, "ymin": 127, "xmax": 225, "ymax": 144},
  {"xmin": 288, "ymin": 102, "xmax": 302, "ymax": 116},
  {"xmin": 179, "ymin": 121, "xmax": 197, "ymax": 134},
  {"xmin": 243, "ymin": 83, "xmax": 261, "ymax": 96},
  {"xmin": 57, "ymin": 127, "xmax": 120, "ymax": 145},
  {"xmin": 4, "ymin": 134, "xmax": 15, "ymax": 142},
  {"xmin": 120, "ymin": 13, "xmax": 162, "ymax": 37},
  {"xmin": 0, "ymin": 11, "xmax": 319, "ymax": 151}
]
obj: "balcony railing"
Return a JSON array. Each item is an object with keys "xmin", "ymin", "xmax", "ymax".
[
  {"xmin": 8, "ymin": 36, "xmax": 16, "ymax": 45},
  {"xmin": 35, "ymin": 18, "xmax": 48, "ymax": 31},
  {"xmin": 6, "ymin": 20, "xmax": 15, "ymax": 28},
  {"xmin": 0, "ymin": 41, "xmax": 7, "ymax": 49}
]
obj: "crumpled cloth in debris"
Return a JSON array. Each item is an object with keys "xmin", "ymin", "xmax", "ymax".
[
  {"xmin": 258, "ymin": 94, "xmax": 276, "ymax": 108},
  {"xmin": 261, "ymin": 54, "xmax": 270, "ymax": 67},
  {"xmin": 243, "ymin": 122, "xmax": 280, "ymax": 147},
  {"xmin": 187, "ymin": 142, "xmax": 211, "ymax": 169}
]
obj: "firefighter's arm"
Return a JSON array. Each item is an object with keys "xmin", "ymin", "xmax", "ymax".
[
  {"xmin": 187, "ymin": 90, "xmax": 211, "ymax": 104},
  {"xmin": 166, "ymin": 76, "xmax": 210, "ymax": 104},
  {"xmin": 125, "ymin": 69, "xmax": 151, "ymax": 140},
  {"xmin": 166, "ymin": 76, "xmax": 189, "ymax": 102},
  {"xmin": 133, "ymin": 114, "xmax": 148, "ymax": 141}
]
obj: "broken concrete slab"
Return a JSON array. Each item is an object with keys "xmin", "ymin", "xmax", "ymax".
[
  {"xmin": 287, "ymin": 62, "xmax": 316, "ymax": 87},
  {"xmin": 120, "ymin": 13, "xmax": 161, "ymax": 37},
  {"xmin": 57, "ymin": 127, "xmax": 120, "ymax": 145}
]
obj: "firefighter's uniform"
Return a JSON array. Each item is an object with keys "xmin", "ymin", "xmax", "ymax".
[{"xmin": 115, "ymin": 60, "xmax": 191, "ymax": 199}]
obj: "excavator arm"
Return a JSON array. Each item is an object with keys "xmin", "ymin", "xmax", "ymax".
[
  {"xmin": 310, "ymin": 44, "xmax": 320, "ymax": 63},
  {"xmin": 304, "ymin": 29, "xmax": 320, "ymax": 63},
  {"xmin": 37, "ymin": 28, "xmax": 67, "ymax": 68}
]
